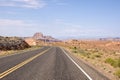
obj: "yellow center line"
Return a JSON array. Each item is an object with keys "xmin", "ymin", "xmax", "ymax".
[{"xmin": 0, "ymin": 48, "xmax": 51, "ymax": 79}]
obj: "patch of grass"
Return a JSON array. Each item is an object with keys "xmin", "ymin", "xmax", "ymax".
[
  {"xmin": 72, "ymin": 50, "xmax": 77, "ymax": 53},
  {"xmin": 105, "ymin": 58, "xmax": 120, "ymax": 68},
  {"xmin": 71, "ymin": 46, "xmax": 79, "ymax": 53},
  {"xmin": 71, "ymin": 47, "xmax": 102, "ymax": 59},
  {"xmin": 80, "ymin": 51, "xmax": 90, "ymax": 58},
  {"xmin": 71, "ymin": 46, "xmax": 77, "ymax": 50},
  {"xmin": 72, "ymin": 48, "xmax": 77, "ymax": 53},
  {"xmin": 118, "ymin": 58, "xmax": 120, "ymax": 67},
  {"xmin": 79, "ymin": 49, "xmax": 85, "ymax": 53},
  {"xmin": 94, "ymin": 54, "xmax": 101, "ymax": 58},
  {"xmin": 115, "ymin": 69, "xmax": 120, "ymax": 78}
]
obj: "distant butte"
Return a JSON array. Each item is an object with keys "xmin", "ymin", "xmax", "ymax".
[{"xmin": 25, "ymin": 32, "xmax": 61, "ymax": 46}]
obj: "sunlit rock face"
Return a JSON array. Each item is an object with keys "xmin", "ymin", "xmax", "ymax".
[{"xmin": 0, "ymin": 36, "xmax": 30, "ymax": 50}]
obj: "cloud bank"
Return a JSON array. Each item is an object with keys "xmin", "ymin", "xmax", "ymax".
[{"xmin": 0, "ymin": 0, "xmax": 46, "ymax": 9}]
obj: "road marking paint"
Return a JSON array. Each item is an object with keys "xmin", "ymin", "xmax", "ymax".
[
  {"xmin": 0, "ymin": 48, "xmax": 51, "ymax": 79},
  {"xmin": 61, "ymin": 48, "xmax": 93, "ymax": 80}
]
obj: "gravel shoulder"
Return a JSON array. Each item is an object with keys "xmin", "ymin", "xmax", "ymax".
[{"xmin": 64, "ymin": 48, "xmax": 112, "ymax": 80}]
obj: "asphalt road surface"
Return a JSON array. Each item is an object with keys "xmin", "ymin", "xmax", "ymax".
[{"xmin": 0, "ymin": 46, "xmax": 110, "ymax": 80}]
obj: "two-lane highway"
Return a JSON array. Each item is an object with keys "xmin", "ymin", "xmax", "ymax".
[{"xmin": 0, "ymin": 47, "xmax": 109, "ymax": 80}]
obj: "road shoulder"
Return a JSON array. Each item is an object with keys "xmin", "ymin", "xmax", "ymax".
[{"xmin": 62, "ymin": 47, "xmax": 110, "ymax": 80}]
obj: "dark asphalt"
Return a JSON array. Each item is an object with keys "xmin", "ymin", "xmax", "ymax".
[{"xmin": 0, "ymin": 47, "xmax": 109, "ymax": 80}]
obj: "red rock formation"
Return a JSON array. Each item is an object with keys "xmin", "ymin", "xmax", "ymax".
[{"xmin": 25, "ymin": 38, "xmax": 36, "ymax": 46}]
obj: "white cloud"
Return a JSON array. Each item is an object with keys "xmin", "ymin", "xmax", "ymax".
[
  {"xmin": 0, "ymin": 19, "xmax": 41, "ymax": 36},
  {"xmin": 0, "ymin": 19, "xmax": 30, "ymax": 26},
  {"xmin": 0, "ymin": 0, "xmax": 46, "ymax": 9}
]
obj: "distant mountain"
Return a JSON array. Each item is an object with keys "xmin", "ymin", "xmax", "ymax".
[
  {"xmin": 99, "ymin": 37, "xmax": 120, "ymax": 41},
  {"xmin": 32, "ymin": 32, "xmax": 61, "ymax": 42},
  {"xmin": 33, "ymin": 32, "xmax": 43, "ymax": 40}
]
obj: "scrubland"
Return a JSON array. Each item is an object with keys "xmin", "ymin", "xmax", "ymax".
[{"xmin": 53, "ymin": 40, "xmax": 120, "ymax": 80}]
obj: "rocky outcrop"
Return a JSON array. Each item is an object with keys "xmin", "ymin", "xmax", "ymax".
[
  {"xmin": 25, "ymin": 38, "xmax": 36, "ymax": 46},
  {"xmin": 32, "ymin": 32, "xmax": 60, "ymax": 42},
  {"xmin": 0, "ymin": 36, "xmax": 30, "ymax": 50},
  {"xmin": 33, "ymin": 32, "xmax": 43, "ymax": 40}
]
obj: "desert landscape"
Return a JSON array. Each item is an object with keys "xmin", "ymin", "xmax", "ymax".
[
  {"xmin": 0, "ymin": 0, "xmax": 120, "ymax": 80},
  {"xmin": 0, "ymin": 32, "xmax": 120, "ymax": 80},
  {"xmin": 53, "ymin": 39, "xmax": 120, "ymax": 79}
]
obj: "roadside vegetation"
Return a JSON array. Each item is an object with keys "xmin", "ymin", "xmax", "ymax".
[
  {"xmin": 0, "ymin": 46, "xmax": 41, "ymax": 57},
  {"xmin": 70, "ymin": 46, "xmax": 120, "ymax": 79},
  {"xmin": 105, "ymin": 58, "xmax": 120, "ymax": 68},
  {"xmin": 105, "ymin": 58, "xmax": 120, "ymax": 78},
  {"xmin": 53, "ymin": 40, "xmax": 120, "ymax": 79}
]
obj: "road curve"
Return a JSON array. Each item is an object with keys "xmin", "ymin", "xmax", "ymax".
[{"xmin": 0, "ymin": 47, "xmax": 109, "ymax": 80}]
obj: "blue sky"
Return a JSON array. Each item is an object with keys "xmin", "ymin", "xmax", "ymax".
[{"xmin": 0, "ymin": 0, "xmax": 120, "ymax": 39}]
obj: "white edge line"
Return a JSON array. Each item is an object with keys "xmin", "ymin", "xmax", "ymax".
[{"xmin": 61, "ymin": 48, "xmax": 93, "ymax": 80}]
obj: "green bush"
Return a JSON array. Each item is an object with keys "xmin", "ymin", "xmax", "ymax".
[
  {"xmin": 71, "ymin": 46, "xmax": 76, "ymax": 50},
  {"xmin": 105, "ymin": 58, "xmax": 117, "ymax": 67},
  {"xmin": 72, "ymin": 50, "xmax": 77, "ymax": 53},
  {"xmin": 73, "ymin": 46, "xmax": 77, "ymax": 49},
  {"xmin": 72, "ymin": 47, "xmax": 77, "ymax": 53},
  {"xmin": 118, "ymin": 58, "xmax": 120, "ymax": 67},
  {"xmin": 115, "ymin": 69, "xmax": 120, "ymax": 78},
  {"xmin": 79, "ymin": 49, "xmax": 85, "ymax": 53},
  {"xmin": 94, "ymin": 54, "xmax": 101, "ymax": 58},
  {"xmin": 105, "ymin": 58, "xmax": 120, "ymax": 68}
]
